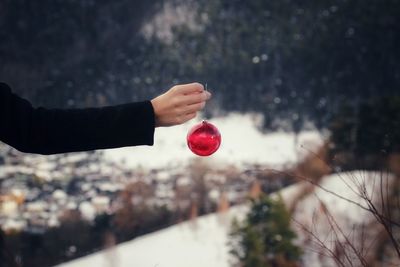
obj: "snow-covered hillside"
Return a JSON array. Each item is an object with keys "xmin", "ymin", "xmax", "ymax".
[
  {"xmin": 104, "ymin": 113, "xmax": 323, "ymax": 169},
  {"xmin": 58, "ymin": 171, "xmax": 392, "ymax": 267},
  {"xmin": 57, "ymin": 205, "xmax": 249, "ymax": 267},
  {"xmin": 293, "ymin": 171, "xmax": 394, "ymax": 267}
]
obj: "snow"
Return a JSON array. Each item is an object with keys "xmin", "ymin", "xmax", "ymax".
[
  {"xmin": 52, "ymin": 189, "xmax": 67, "ymax": 200},
  {"xmin": 292, "ymin": 171, "xmax": 394, "ymax": 267},
  {"xmin": 56, "ymin": 182, "xmax": 314, "ymax": 267},
  {"xmin": 1, "ymin": 201, "xmax": 19, "ymax": 216},
  {"xmin": 0, "ymin": 165, "xmax": 33, "ymax": 178},
  {"xmin": 294, "ymin": 170, "xmax": 393, "ymax": 228},
  {"xmin": 48, "ymin": 216, "xmax": 60, "ymax": 228},
  {"xmin": 156, "ymin": 171, "xmax": 171, "ymax": 182},
  {"xmin": 104, "ymin": 113, "xmax": 323, "ymax": 170},
  {"xmin": 208, "ymin": 189, "xmax": 220, "ymax": 201},
  {"xmin": 57, "ymin": 205, "xmax": 249, "ymax": 267},
  {"xmin": 176, "ymin": 176, "xmax": 190, "ymax": 187},
  {"xmin": 2, "ymin": 219, "xmax": 27, "ymax": 232},
  {"xmin": 26, "ymin": 201, "xmax": 47, "ymax": 212},
  {"xmin": 57, "ymin": 171, "xmax": 391, "ymax": 267},
  {"xmin": 66, "ymin": 202, "xmax": 78, "ymax": 210},
  {"xmin": 98, "ymin": 182, "xmax": 123, "ymax": 192},
  {"xmin": 79, "ymin": 202, "xmax": 96, "ymax": 221}
]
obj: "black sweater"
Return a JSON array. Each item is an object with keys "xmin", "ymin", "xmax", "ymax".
[{"xmin": 0, "ymin": 82, "xmax": 155, "ymax": 155}]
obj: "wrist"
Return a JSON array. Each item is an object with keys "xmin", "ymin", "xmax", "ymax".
[{"xmin": 150, "ymin": 98, "xmax": 161, "ymax": 127}]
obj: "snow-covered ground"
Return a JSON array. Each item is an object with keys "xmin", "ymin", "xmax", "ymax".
[
  {"xmin": 57, "ymin": 181, "xmax": 303, "ymax": 267},
  {"xmin": 57, "ymin": 205, "xmax": 250, "ymax": 267},
  {"xmin": 293, "ymin": 171, "xmax": 394, "ymax": 267},
  {"xmin": 58, "ymin": 171, "xmax": 393, "ymax": 267},
  {"xmin": 104, "ymin": 113, "xmax": 323, "ymax": 169}
]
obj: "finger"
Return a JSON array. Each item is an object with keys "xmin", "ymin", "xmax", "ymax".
[
  {"xmin": 185, "ymin": 102, "xmax": 205, "ymax": 113},
  {"xmin": 176, "ymin": 83, "xmax": 204, "ymax": 95},
  {"xmin": 182, "ymin": 112, "xmax": 197, "ymax": 123},
  {"xmin": 182, "ymin": 91, "xmax": 210, "ymax": 105}
]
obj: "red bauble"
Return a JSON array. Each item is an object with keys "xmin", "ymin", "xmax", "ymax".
[{"xmin": 187, "ymin": 120, "xmax": 221, "ymax": 156}]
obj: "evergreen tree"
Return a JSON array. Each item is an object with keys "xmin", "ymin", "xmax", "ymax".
[{"xmin": 230, "ymin": 194, "xmax": 301, "ymax": 267}]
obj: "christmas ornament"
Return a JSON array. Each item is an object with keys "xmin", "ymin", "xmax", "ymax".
[{"xmin": 187, "ymin": 120, "xmax": 221, "ymax": 156}]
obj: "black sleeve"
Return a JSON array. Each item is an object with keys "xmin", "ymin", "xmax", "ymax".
[{"xmin": 0, "ymin": 82, "xmax": 155, "ymax": 155}]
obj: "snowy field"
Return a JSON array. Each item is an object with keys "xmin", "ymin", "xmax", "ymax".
[
  {"xmin": 57, "ymin": 205, "xmax": 250, "ymax": 267},
  {"xmin": 58, "ymin": 171, "xmax": 392, "ymax": 267},
  {"xmin": 104, "ymin": 113, "xmax": 323, "ymax": 169}
]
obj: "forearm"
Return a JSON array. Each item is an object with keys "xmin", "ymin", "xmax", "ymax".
[
  {"xmin": 24, "ymin": 102, "xmax": 155, "ymax": 154},
  {"xmin": 0, "ymin": 83, "xmax": 155, "ymax": 155}
]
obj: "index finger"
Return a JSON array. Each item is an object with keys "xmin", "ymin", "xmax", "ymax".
[
  {"xmin": 176, "ymin": 83, "xmax": 204, "ymax": 95},
  {"xmin": 182, "ymin": 91, "xmax": 210, "ymax": 105}
]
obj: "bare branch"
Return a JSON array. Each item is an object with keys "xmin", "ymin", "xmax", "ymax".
[{"xmin": 292, "ymin": 217, "xmax": 347, "ymax": 267}]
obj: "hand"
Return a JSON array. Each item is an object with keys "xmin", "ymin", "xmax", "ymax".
[{"xmin": 151, "ymin": 82, "xmax": 211, "ymax": 127}]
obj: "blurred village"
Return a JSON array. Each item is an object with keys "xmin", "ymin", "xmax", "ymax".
[{"xmin": 0, "ymin": 133, "xmax": 309, "ymax": 265}]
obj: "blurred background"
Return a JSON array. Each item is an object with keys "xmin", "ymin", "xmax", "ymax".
[{"xmin": 0, "ymin": 0, "xmax": 399, "ymax": 266}]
